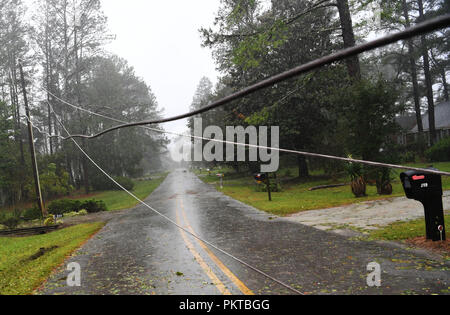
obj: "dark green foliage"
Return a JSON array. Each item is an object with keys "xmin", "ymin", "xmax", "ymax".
[
  {"xmin": 48, "ymin": 200, "xmax": 80, "ymax": 215},
  {"xmin": 0, "ymin": 211, "xmax": 22, "ymax": 230},
  {"xmin": 1, "ymin": 217, "xmax": 21, "ymax": 230},
  {"xmin": 375, "ymin": 168, "xmax": 394, "ymax": 195},
  {"xmin": 426, "ymin": 137, "xmax": 450, "ymax": 162},
  {"xmin": 91, "ymin": 175, "xmax": 134, "ymax": 191},
  {"xmin": 81, "ymin": 200, "xmax": 107, "ymax": 214},
  {"xmin": 21, "ymin": 207, "xmax": 43, "ymax": 221},
  {"xmin": 345, "ymin": 159, "xmax": 365, "ymax": 181},
  {"xmin": 90, "ymin": 175, "xmax": 116, "ymax": 191},
  {"xmin": 114, "ymin": 177, "xmax": 135, "ymax": 191},
  {"xmin": 48, "ymin": 199, "xmax": 107, "ymax": 215},
  {"xmin": 333, "ymin": 78, "xmax": 402, "ymax": 161},
  {"xmin": 254, "ymin": 182, "xmax": 282, "ymax": 193}
]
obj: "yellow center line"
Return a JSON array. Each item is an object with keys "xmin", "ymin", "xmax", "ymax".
[
  {"xmin": 175, "ymin": 208, "xmax": 232, "ymax": 295},
  {"xmin": 178, "ymin": 197, "xmax": 254, "ymax": 296}
]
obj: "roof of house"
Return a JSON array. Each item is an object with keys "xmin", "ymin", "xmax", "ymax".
[{"xmin": 410, "ymin": 101, "xmax": 450, "ymax": 133}]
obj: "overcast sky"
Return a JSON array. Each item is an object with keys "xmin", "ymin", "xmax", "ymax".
[{"xmin": 100, "ymin": 0, "xmax": 221, "ymax": 137}]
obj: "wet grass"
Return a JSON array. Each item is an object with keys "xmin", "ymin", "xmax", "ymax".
[
  {"xmin": 198, "ymin": 162, "xmax": 450, "ymax": 216},
  {"xmin": 0, "ymin": 222, "xmax": 105, "ymax": 295},
  {"xmin": 69, "ymin": 174, "xmax": 168, "ymax": 211},
  {"xmin": 0, "ymin": 174, "xmax": 169, "ymax": 215},
  {"xmin": 368, "ymin": 215, "xmax": 450, "ymax": 241}
]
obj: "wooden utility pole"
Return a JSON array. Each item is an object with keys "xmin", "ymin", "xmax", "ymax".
[{"xmin": 18, "ymin": 62, "xmax": 47, "ymax": 217}]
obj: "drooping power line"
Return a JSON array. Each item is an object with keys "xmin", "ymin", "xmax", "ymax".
[
  {"xmin": 41, "ymin": 96, "xmax": 450, "ymax": 177},
  {"xmin": 54, "ymin": 15, "xmax": 450, "ymax": 140},
  {"xmin": 47, "ymin": 100, "xmax": 305, "ymax": 296}
]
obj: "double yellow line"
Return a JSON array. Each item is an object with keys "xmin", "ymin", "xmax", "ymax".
[{"xmin": 175, "ymin": 197, "xmax": 254, "ymax": 296}]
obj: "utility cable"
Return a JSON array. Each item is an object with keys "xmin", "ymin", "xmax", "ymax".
[
  {"xmin": 47, "ymin": 100, "xmax": 305, "ymax": 296},
  {"xmin": 51, "ymin": 15, "xmax": 450, "ymax": 141},
  {"xmin": 41, "ymin": 96, "xmax": 450, "ymax": 177}
]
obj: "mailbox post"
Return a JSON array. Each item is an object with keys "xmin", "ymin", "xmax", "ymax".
[
  {"xmin": 217, "ymin": 173, "xmax": 224, "ymax": 189},
  {"xmin": 255, "ymin": 173, "xmax": 272, "ymax": 202},
  {"xmin": 400, "ymin": 169, "xmax": 446, "ymax": 242}
]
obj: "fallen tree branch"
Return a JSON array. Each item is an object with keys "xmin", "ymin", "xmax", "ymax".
[{"xmin": 309, "ymin": 183, "xmax": 349, "ymax": 191}]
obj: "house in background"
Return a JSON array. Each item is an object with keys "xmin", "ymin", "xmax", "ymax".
[
  {"xmin": 396, "ymin": 101, "xmax": 450, "ymax": 146},
  {"xmin": 395, "ymin": 114, "xmax": 418, "ymax": 146}
]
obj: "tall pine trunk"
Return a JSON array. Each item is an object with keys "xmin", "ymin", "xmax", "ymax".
[
  {"xmin": 418, "ymin": 0, "xmax": 437, "ymax": 146},
  {"xmin": 336, "ymin": 0, "xmax": 361, "ymax": 80},
  {"xmin": 402, "ymin": 0, "xmax": 424, "ymax": 137}
]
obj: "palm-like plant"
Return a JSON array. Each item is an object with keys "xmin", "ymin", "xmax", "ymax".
[
  {"xmin": 345, "ymin": 156, "xmax": 367, "ymax": 198},
  {"xmin": 375, "ymin": 168, "xmax": 393, "ymax": 195}
]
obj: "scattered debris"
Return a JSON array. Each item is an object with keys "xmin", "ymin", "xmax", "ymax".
[
  {"xmin": 406, "ymin": 237, "xmax": 449, "ymax": 255},
  {"xmin": 309, "ymin": 183, "xmax": 348, "ymax": 191}
]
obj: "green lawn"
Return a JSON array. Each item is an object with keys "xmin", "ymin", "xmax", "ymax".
[
  {"xmin": 0, "ymin": 222, "xmax": 105, "ymax": 295},
  {"xmin": 198, "ymin": 162, "xmax": 450, "ymax": 216},
  {"xmin": 68, "ymin": 174, "xmax": 168, "ymax": 211}
]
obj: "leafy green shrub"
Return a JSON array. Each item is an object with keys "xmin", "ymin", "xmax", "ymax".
[
  {"xmin": 25, "ymin": 163, "xmax": 74, "ymax": 200},
  {"xmin": 21, "ymin": 207, "xmax": 43, "ymax": 221},
  {"xmin": 48, "ymin": 199, "xmax": 107, "ymax": 215},
  {"xmin": 90, "ymin": 175, "xmax": 114, "ymax": 191},
  {"xmin": 425, "ymin": 137, "xmax": 450, "ymax": 162},
  {"xmin": 345, "ymin": 156, "xmax": 364, "ymax": 181},
  {"xmin": 2, "ymin": 217, "xmax": 21, "ymax": 230},
  {"xmin": 91, "ymin": 175, "xmax": 134, "ymax": 191},
  {"xmin": 254, "ymin": 182, "xmax": 282, "ymax": 192},
  {"xmin": 44, "ymin": 216, "xmax": 55, "ymax": 226},
  {"xmin": 48, "ymin": 199, "xmax": 81, "ymax": 215},
  {"xmin": 0, "ymin": 211, "xmax": 22, "ymax": 230},
  {"xmin": 401, "ymin": 151, "xmax": 416, "ymax": 164},
  {"xmin": 284, "ymin": 169, "xmax": 293, "ymax": 178},
  {"xmin": 114, "ymin": 177, "xmax": 135, "ymax": 191},
  {"xmin": 81, "ymin": 200, "xmax": 107, "ymax": 213}
]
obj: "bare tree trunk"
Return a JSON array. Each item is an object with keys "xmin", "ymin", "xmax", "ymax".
[
  {"xmin": 298, "ymin": 155, "xmax": 309, "ymax": 179},
  {"xmin": 442, "ymin": 70, "xmax": 449, "ymax": 102},
  {"xmin": 418, "ymin": 0, "xmax": 437, "ymax": 145},
  {"xmin": 74, "ymin": 14, "xmax": 90, "ymax": 194},
  {"xmin": 9, "ymin": 57, "xmax": 26, "ymax": 166},
  {"xmin": 402, "ymin": 0, "xmax": 424, "ymax": 136},
  {"xmin": 336, "ymin": 0, "xmax": 361, "ymax": 80},
  {"xmin": 45, "ymin": 25, "xmax": 54, "ymax": 155}
]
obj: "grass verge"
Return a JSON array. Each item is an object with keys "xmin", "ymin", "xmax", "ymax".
[
  {"xmin": 0, "ymin": 222, "xmax": 105, "ymax": 295},
  {"xmin": 368, "ymin": 215, "xmax": 450, "ymax": 241},
  {"xmin": 70, "ymin": 174, "xmax": 168, "ymax": 211},
  {"xmin": 196, "ymin": 163, "xmax": 450, "ymax": 216}
]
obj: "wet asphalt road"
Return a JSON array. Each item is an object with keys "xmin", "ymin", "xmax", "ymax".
[{"xmin": 39, "ymin": 170, "xmax": 449, "ymax": 295}]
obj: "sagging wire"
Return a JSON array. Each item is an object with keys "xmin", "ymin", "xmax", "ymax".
[
  {"xmin": 21, "ymin": 114, "xmax": 65, "ymax": 141},
  {"xmin": 49, "ymin": 15, "xmax": 450, "ymax": 140},
  {"xmin": 42, "ymin": 88, "xmax": 167, "ymax": 136},
  {"xmin": 40, "ymin": 93, "xmax": 450, "ymax": 177},
  {"xmin": 46, "ymin": 99, "xmax": 304, "ymax": 296}
]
